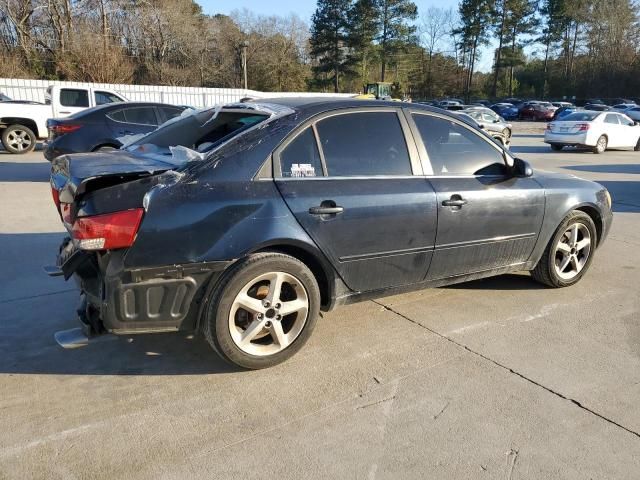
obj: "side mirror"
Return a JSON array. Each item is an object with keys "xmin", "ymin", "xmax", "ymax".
[
  {"xmin": 634, "ymin": 121, "xmax": 640, "ymax": 126},
  {"xmin": 513, "ymin": 158, "xmax": 533, "ymax": 177}
]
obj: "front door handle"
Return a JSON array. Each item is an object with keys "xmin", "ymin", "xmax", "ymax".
[
  {"xmin": 442, "ymin": 195, "xmax": 467, "ymax": 207},
  {"xmin": 309, "ymin": 200, "xmax": 344, "ymax": 215}
]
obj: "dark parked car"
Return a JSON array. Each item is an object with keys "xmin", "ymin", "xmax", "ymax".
[
  {"xmin": 518, "ymin": 102, "xmax": 555, "ymax": 121},
  {"xmin": 491, "ymin": 103, "xmax": 519, "ymax": 120},
  {"xmin": 584, "ymin": 104, "xmax": 611, "ymax": 112},
  {"xmin": 44, "ymin": 102, "xmax": 187, "ymax": 160},
  {"xmin": 47, "ymin": 99, "xmax": 613, "ymax": 369}
]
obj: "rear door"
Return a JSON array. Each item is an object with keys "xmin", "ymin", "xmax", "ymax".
[
  {"xmin": 274, "ymin": 108, "xmax": 438, "ymax": 292},
  {"xmin": 603, "ymin": 113, "xmax": 622, "ymax": 146},
  {"xmin": 408, "ymin": 111, "xmax": 545, "ymax": 280}
]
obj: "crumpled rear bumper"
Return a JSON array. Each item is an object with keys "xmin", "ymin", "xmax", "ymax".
[{"xmin": 48, "ymin": 237, "xmax": 233, "ymax": 334}]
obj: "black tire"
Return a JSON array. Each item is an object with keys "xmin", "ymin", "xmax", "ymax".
[
  {"xmin": 593, "ymin": 135, "xmax": 607, "ymax": 154},
  {"xmin": 202, "ymin": 252, "xmax": 320, "ymax": 369},
  {"xmin": 1, "ymin": 124, "xmax": 36, "ymax": 154},
  {"xmin": 634, "ymin": 137, "xmax": 640, "ymax": 151},
  {"xmin": 531, "ymin": 211, "xmax": 597, "ymax": 288},
  {"xmin": 550, "ymin": 144, "xmax": 563, "ymax": 151}
]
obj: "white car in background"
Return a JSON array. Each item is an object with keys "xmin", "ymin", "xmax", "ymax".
[
  {"xmin": 544, "ymin": 111, "xmax": 640, "ymax": 153},
  {"xmin": 625, "ymin": 106, "xmax": 640, "ymax": 121}
]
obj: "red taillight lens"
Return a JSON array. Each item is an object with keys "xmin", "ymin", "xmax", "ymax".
[
  {"xmin": 50, "ymin": 124, "xmax": 82, "ymax": 135},
  {"xmin": 72, "ymin": 208, "xmax": 144, "ymax": 250},
  {"xmin": 577, "ymin": 123, "xmax": 590, "ymax": 131}
]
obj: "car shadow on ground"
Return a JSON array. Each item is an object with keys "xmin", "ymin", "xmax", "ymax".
[
  {"xmin": 445, "ymin": 273, "xmax": 547, "ymax": 291},
  {"xmin": 563, "ymin": 164, "xmax": 640, "ymax": 175},
  {"xmin": 0, "ymin": 161, "xmax": 51, "ymax": 182},
  {"xmin": 511, "ymin": 133, "xmax": 544, "ymax": 138},
  {"xmin": 509, "ymin": 145, "xmax": 556, "ymax": 154}
]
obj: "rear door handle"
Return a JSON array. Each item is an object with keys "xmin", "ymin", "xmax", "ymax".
[
  {"xmin": 442, "ymin": 196, "xmax": 467, "ymax": 207},
  {"xmin": 309, "ymin": 206, "xmax": 344, "ymax": 215},
  {"xmin": 59, "ymin": 111, "xmax": 71, "ymax": 114}
]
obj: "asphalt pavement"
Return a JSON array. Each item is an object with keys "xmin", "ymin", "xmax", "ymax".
[{"xmin": 1, "ymin": 128, "xmax": 639, "ymax": 479}]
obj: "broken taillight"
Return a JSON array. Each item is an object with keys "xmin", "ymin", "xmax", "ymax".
[
  {"xmin": 72, "ymin": 208, "xmax": 144, "ymax": 250},
  {"xmin": 51, "ymin": 187, "xmax": 61, "ymax": 210}
]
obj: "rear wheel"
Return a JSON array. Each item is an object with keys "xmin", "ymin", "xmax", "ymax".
[
  {"xmin": 634, "ymin": 137, "xmax": 640, "ymax": 151},
  {"xmin": 531, "ymin": 211, "xmax": 597, "ymax": 288},
  {"xmin": 1, "ymin": 124, "xmax": 36, "ymax": 154},
  {"xmin": 593, "ymin": 135, "xmax": 607, "ymax": 154},
  {"xmin": 550, "ymin": 144, "xmax": 563, "ymax": 151},
  {"xmin": 202, "ymin": 253, "xmax": 320, "ymax": 369}
]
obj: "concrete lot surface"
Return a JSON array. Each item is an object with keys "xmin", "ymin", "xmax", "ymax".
[{"xmin": 1, "ymin": 129, "xmax": 639, "ymax": 479}]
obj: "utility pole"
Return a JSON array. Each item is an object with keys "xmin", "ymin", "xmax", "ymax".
[{"xmin": 241, "ymin": 41, "xmax": 249, "ymax": 90}]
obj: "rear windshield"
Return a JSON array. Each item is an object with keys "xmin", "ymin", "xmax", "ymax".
[
  {"xmin": 130, "ymin": 109, "xmax": 268, "ymax": 152},
  {"xmin": 562, "ymin": 112, "xmax": 599, "ymax": 122}
]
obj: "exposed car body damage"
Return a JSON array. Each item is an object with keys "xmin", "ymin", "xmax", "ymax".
[{"xmin": 47, "ymin": 98, "xmax": 613, "ymax": 368}]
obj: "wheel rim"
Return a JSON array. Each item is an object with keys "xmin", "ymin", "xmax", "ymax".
[
  {"xmin": 597, "ymin": 136, "xmax": 607, "ymax": 153},
  {"xmin": 7, "ymin": 129, "xmax": 32, "ymax": 151},
  {"xmin": 228, "ymin": 271, "xmax": 309, "ymax": 356},
  {"xmin": 553, "ymin": 223, "xmax": 592, "ymax": 280}
]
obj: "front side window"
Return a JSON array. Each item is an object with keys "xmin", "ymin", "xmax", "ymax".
[
  {"xmin": 315, "ymin": 112, "xmax": 412, "ymax": 177},
  {"xmin": 412, "ymin": 114, "xmax": 506, "ymax": 176},
  {"xmin": 60, "ymin": 89, "xmax": 89, "ymax": 108},
  {"xmin": 280, "ymin": 128, "xmax": 323, "ymax": 178},
  {"xmin": 95, "ymin": 91, "xmax": 123, "ymax": 105}
]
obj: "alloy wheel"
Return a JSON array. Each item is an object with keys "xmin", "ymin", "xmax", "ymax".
[
  {"xmin": 228, "ymin": 271, "xmax": 309, "ymax": 356},
  {"xmin": 7, "ymin": 129, "xmax": 32, "ymax": 152},
  {"xmin": 596, "ymin": 136, "xmax": 607, "ymax": 153},
  {"xmin": 553, "ymin": 223, "xmax": 592, "ymax": 280}
]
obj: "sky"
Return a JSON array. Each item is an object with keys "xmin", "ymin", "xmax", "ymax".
[{"xmin": 196, "ymin": 0, "xmax": 495, "ymax": 72}]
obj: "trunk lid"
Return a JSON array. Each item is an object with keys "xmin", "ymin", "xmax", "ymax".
[{"xmin": 548, "ymin": 121, "xmax": 590, "ymax": 134}]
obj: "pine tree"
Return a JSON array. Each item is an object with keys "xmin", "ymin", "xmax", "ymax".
[
  {"xmin": 455, "ymin": 0, "xmax": 493, "ymax": 101},
  {"xmin": 347, "ymin": 0, "xmax": 381, "ymax": 87},
  {"xmin": 378, "ymin": 0, "xmax": 418, "ymax": 82},
  {"xmin": 310, "ymin": 0, "xmax": 354, "ymax": 92}
]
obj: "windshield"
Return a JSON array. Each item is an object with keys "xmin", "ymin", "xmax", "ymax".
[{"xmin": 562, "ymin": 112, "xmax": 599, "ymax": 122}]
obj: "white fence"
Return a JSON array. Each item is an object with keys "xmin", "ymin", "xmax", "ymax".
[{"xmin": 0, "ymin": 78, "xmax": 353, "ymax": 107}]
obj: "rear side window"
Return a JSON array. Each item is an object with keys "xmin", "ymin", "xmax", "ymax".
[
  {"xmin": 412, "ymin": 114, "xmax": 505, "ymax": 176},
  {"xmin": 604, "ymin": 114, "xmax": 620, "ymax": 124},
  {"xmin": 280, "ymin": 128, "xmax": 323, "ymax": 178},
  {"xmin": 106, "ymin": 109, "xmax": 126, "ymax": 122},
  {"xmin": 315, "ymin": 112, "xmax": 411, "ymax": 176},
  {"xmin": 95, "ymin": 91, "xmax": 123, "ymax": 105},
  {"xmin": 60, "ymin": 89, "xmax": 89, "ymax": 108},
  {"xmin": 123, "ymin": 107, "xmax": 158, "ymax": 126}
]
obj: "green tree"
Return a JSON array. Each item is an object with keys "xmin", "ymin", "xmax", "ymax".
[
  {"xmin": 455, "ymin": 0, "xmax": 493, "ymax": 102},
  {"xmin": 309, "ymin": 0, "xmax": 353, "ymax": 92},
  {"xmin": 378, "ymin": 0, "xmax": 418, "ymax": 82},
  {"xmin": 347, "ymin": 0, "xmax": 380, "ymax": 87}
]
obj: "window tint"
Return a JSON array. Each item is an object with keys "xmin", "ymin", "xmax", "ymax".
[
  {"xmin": 604, "ymin": 114, "xmax": 620, "ymax": 124},
  {"xmin": 563, "ymin": 112, "xmax": 598, "ymax": 122},
  {"xmin": 315, "ymin": 112, "xmax": 411, "ymax": 176},
  {"xmin": 620, "ymin": 116, "xmax": 634, "ymax": 126},
  {"xmin": 160, "ymin": 106, "xmax": 186, "ymax": 122},
  {"xmin": 412, "ymin": 114, "xmax": 506, "ymax": 176},
  {"xmin": 106, "ymin": 109, "xmax": 126, "ymax": 122},
  {"xmin": 280, "ymin": 128, "xmax": 322, "ymax": 178},
  {"xmin": 95, "ymin": 91, "xmax": 122, "ymax": 105},
  {"xmin": 60, "ymin": 89, "xmax": 89, "ymax": 108},
  {"xmin": 123, "ymin": 107, "xmax": 158, "ymax": 126}
]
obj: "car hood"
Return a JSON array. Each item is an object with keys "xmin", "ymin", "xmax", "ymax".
[{"xmin": 533, "ymin": 168, "xmax": 604, "ymax": 192}]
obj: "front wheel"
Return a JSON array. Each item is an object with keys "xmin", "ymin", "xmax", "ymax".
[
  {"xmin": 1, "ymin": 124, "xmax": 36, "ymax": 154},
  {"xmin": 202, "ymin": 253, "xmax": 320, "ymax": 369},
  {"xmin": 634, "ymin": 137, "xmax": 640, "ymax": 151},
  {"xmin": 593, "ymin": 135, "xmax": 607, "ymax": 154},
  {"xmin": 531, "ymin": 211, "xmax": 597, "ymax": 288}
]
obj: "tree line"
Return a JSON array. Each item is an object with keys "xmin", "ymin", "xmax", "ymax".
[{"xmin": 0, "ymin": 0, "xmax": 639, "ymax": 101}]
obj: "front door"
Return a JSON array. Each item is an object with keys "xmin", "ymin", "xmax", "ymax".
[
  {"xmin": 274, "ymin": 110, "xmax": 438, "ymax": 292},
  {"xmin": 409, "ymin": 111, "xmax": 545, "ymax": 280}
]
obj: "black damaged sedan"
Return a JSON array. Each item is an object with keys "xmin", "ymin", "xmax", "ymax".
[{"xmin": 48, "ymin": 99, "xmax": 613, "ymax": 369}]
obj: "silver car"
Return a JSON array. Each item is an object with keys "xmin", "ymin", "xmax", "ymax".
[
  {"xmin": 622, "ymin": 106, "xmax": 640, "ymax": 121},
  {"xmin": 462, "ymin": 107, "xmax": 512, "ymax": 143}
]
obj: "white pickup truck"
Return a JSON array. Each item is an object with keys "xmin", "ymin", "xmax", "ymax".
[{"xmin": 0, "ymin": 85, "xmax": 126, "ymax": 154}]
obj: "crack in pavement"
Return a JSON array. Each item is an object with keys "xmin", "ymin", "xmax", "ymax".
[
  {"xmin": 0, "ymin": 288, "xmax": 77, "ymax": 305},
  {"xmin": 372, "ymin": 300, "xmax": 640, "ymax": 441}
]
